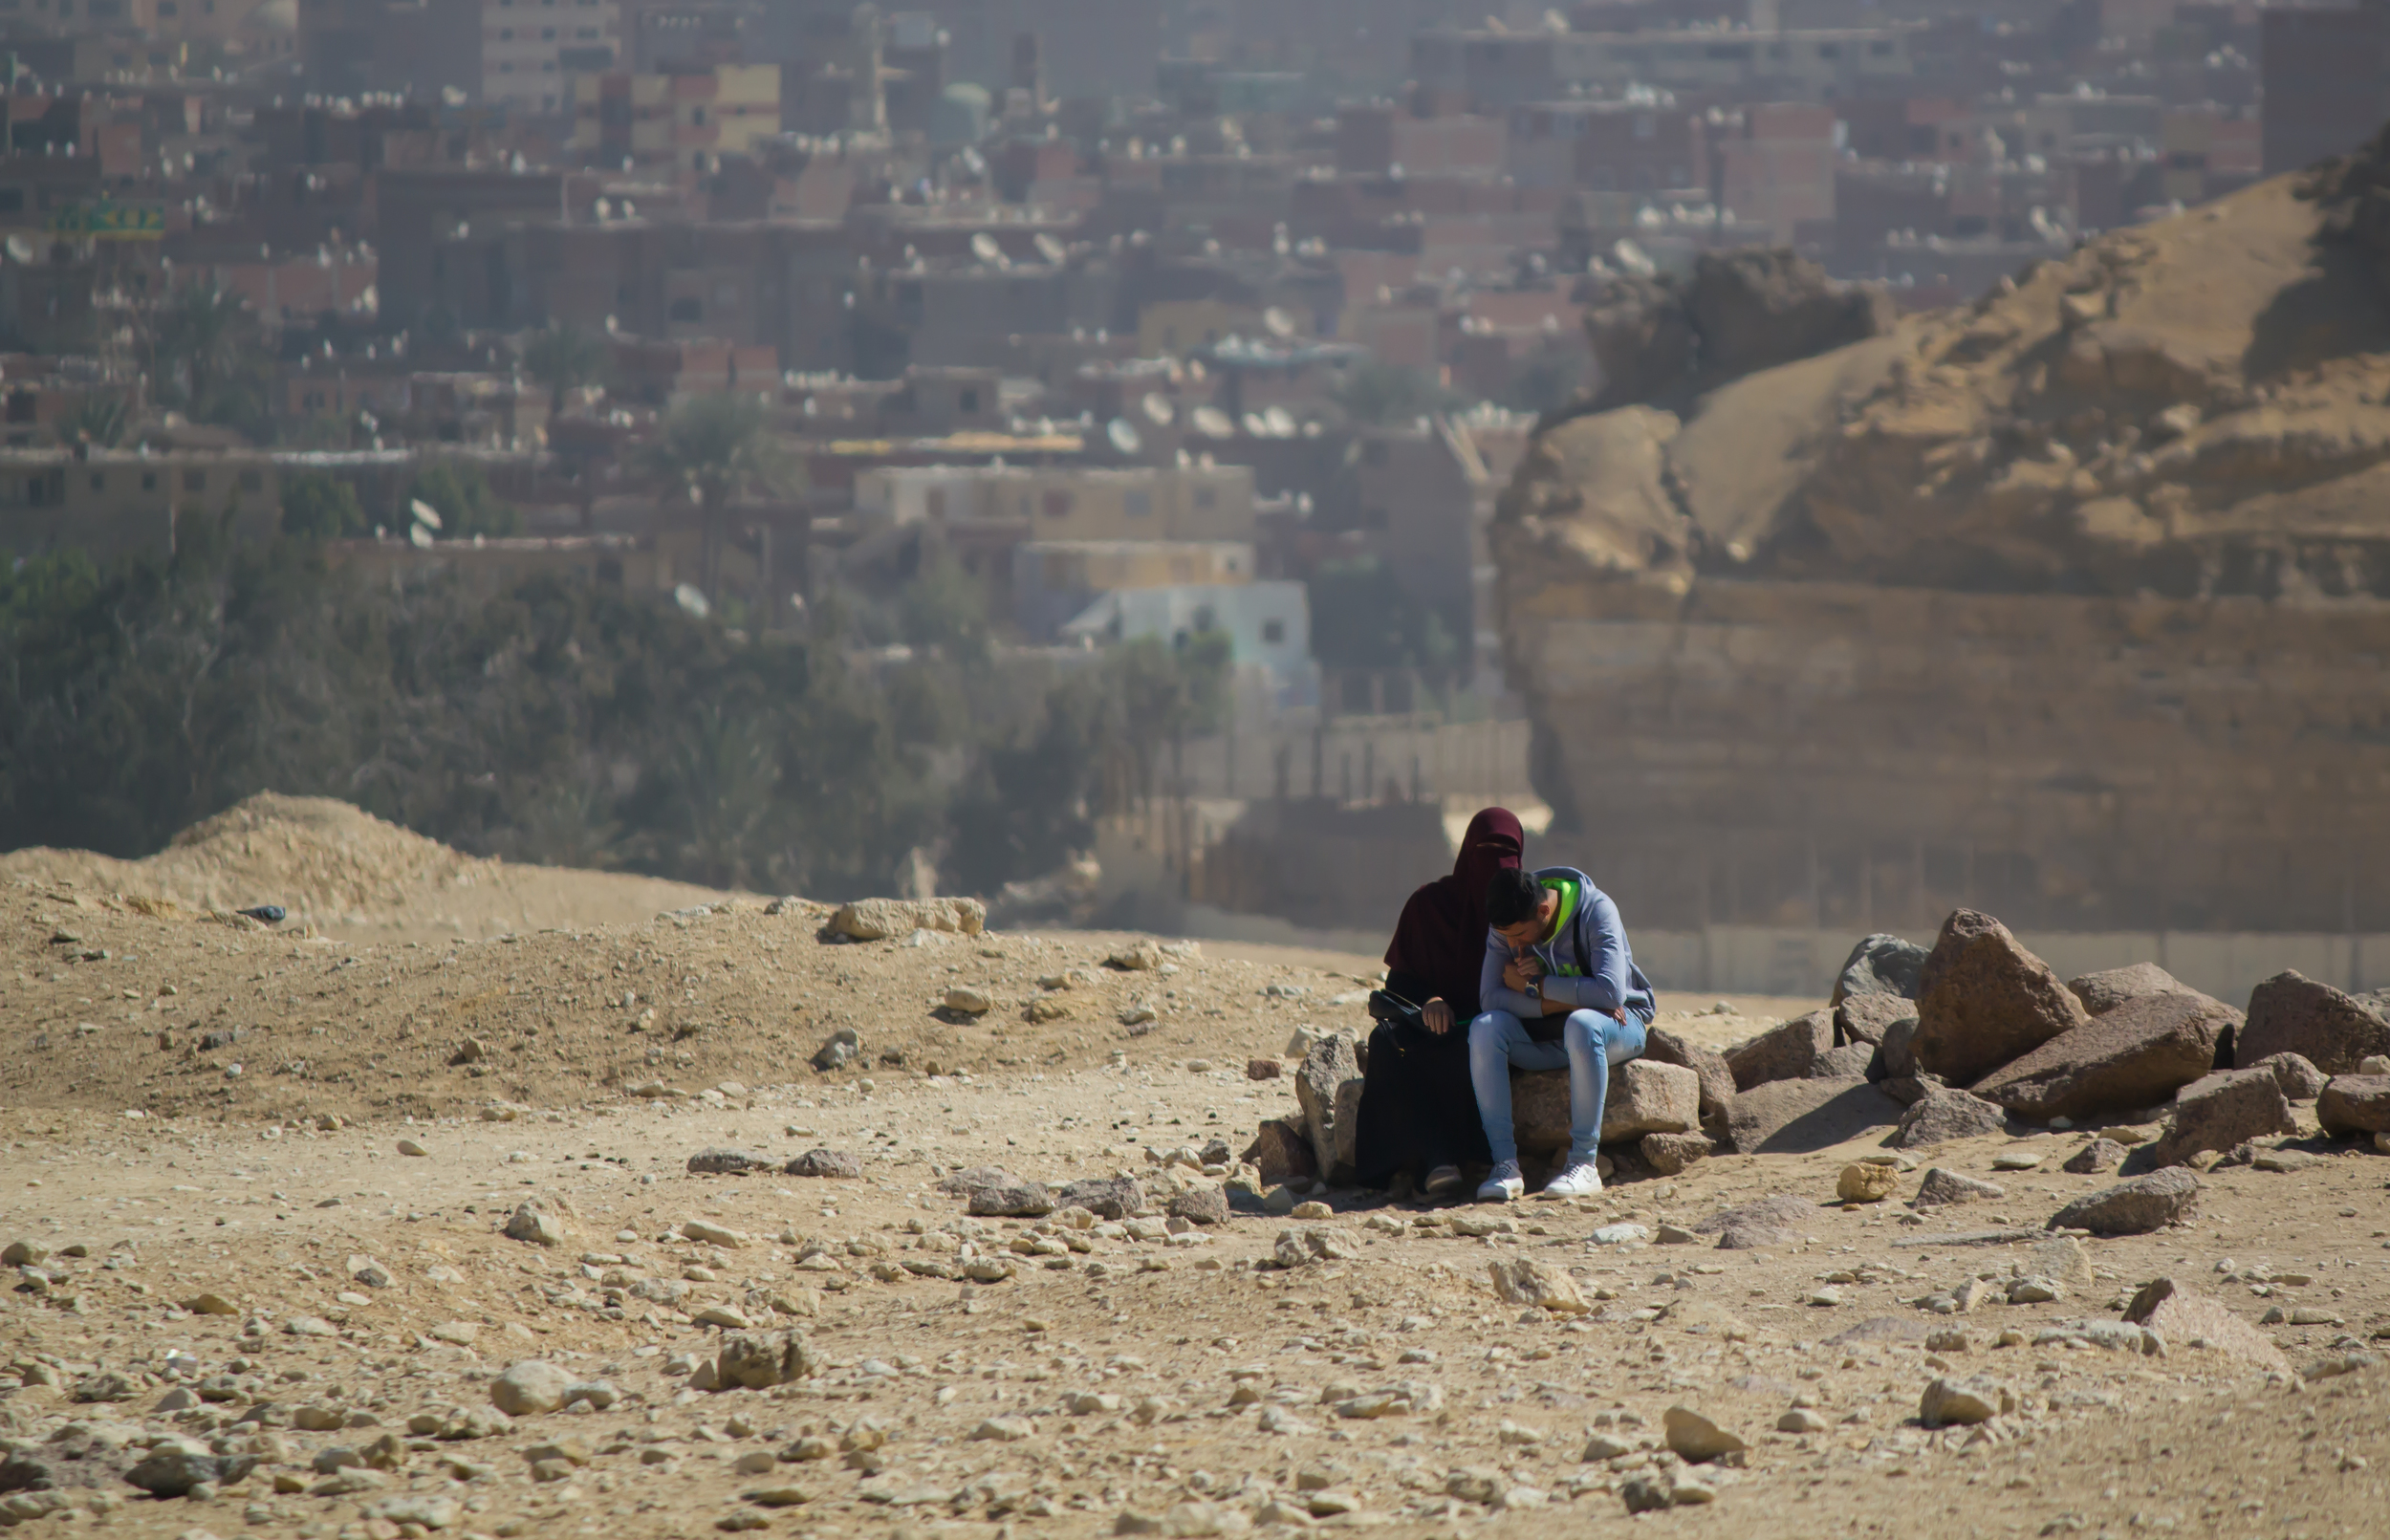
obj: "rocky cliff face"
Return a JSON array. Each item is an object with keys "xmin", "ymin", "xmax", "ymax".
[
  {"xmin": 1496, "ymin": 127, "xmax": 2390, "ymax": 936},
  {"xmin": 1502, "ymin": 130, "xmax": 2390, "ymax": 602}
]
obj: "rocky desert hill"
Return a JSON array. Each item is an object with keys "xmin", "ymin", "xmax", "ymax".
[
  {"xmin": 0, "ymin": 793, "xmax": 748, "ymax": 942},
  {"xmin": 1502, "ymin": 122, "xmax": 2390, "ymax": 600}
]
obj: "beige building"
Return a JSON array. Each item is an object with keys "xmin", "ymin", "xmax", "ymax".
[
  {"xmin": 853, "ymin": 463, "xmax": 1258, "ymax": 544},
  {"xmin": 484, "ymin": 0, "xmax": 619, "ymax": 115},
  {"xmin": 571, "ymin": 65, "xmax": 780, "ymax": 175},
  {"xmin": 0, "ymin": 448, "xmax": 278, "ymax": 556}
]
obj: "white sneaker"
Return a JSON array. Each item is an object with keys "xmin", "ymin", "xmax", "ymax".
[
  {"xmin": 1475, "ymin": 1160, "xmax": 1524, "ymax": 1203},
  {"xmin": 1540, "ymin": 1160, "xmax": 1603, "ymax": 1200}
]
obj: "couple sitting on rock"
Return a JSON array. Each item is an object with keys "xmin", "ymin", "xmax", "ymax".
[{"xmin": 1353, "ymin": 808, "xmax": 1656, "ymax": 1203}]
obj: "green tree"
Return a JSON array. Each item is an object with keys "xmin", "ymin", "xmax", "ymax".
[
  {"xmin": 522, "ymin": 322, "xmax": 610, "ymax": 415},
  {"xmin": 279, "ymin": 472, "xmax": 366, "ymax": 539},
  {"xmin": 151, "ymin": 282, "xmax": 250, "ymax": 408},
  {"xmin": 61, "ymin": 393, "xmax": 129, "ymax": 448},
  {"xmin": 407, "ymin": 460, "xmax": 518, "ymax": 539},
  {"xmin": 641, "ymin": 393, "xmax": 794, "ymax": 604}
]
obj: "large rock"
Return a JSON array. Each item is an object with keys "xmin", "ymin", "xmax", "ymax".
[
  {"xmin": 2317, "ymin": 1074, "xmax": 2390, "ymax": 1137},
  {"xmin": 1807, "ymin": 1041, "xmax": 1877, "ymax": 1078},
  {"xmin": 1892, "ymin": 1089, "xmax": 2008, "ymax": 1148},
  {"xmin": 828, "ymin": 897, "xmax": 986, "ymax": 942},
  {"xmin": 2246, "ymin": 1052, "xmax": 2328, "ymax": 1100},
  {"xmin": 1514, "ymin": 1059, "xmax": 1701, "ymax": 1151},
  {"xmin": 1725, "ymin": 1010, "xmax": 1834, "ymax": 1091},
  {"xmin": 1724, "ymin": 1076, "xmax": 1901, "ymax": 1155},
  {"xmin": 1293, "ymin": 1035, "xmax": 1361, "ymax": 1178},
  {"xmin": 2237, "ymin": 971, "xmax": 2390, "ymax": 1074},
  {"xmin": 1835, "ymin": 991, "xmax": 1913, "ymax": 1049},
  {"xmin": 1640, "ymin": 1132, "xmax": 1713, "ymax": 1174},
  {"xmin": 1055, "ymin": 1176, "xmax": 1144, "ymax": 1219},
  {"xmin": 2121, "ymin": 1279, "xmax": 2290, "ymax": 1375},
  {"xmin": 1643, "ymin": 1028, "xmax": 1736, "ymax": 1133},
  {"xmin": 1970, "ymin": 989, "xmax": 2239, "ymax": 1123},
  {"xmin": 1240, "ymin": 1121, "xmax": 1318, "ymax": 1188},
  {"xmin": 2147, "ymin": 1071, "xmax": 2294, "ymax": 1169},
  {"xmin": 1331, "ymin": 1075, "xmax": 1365, "ymax": 1181},
  {"xmin": 1913, "ymin": 1168, "xmax": 2005, "ymax": 1207},
  {"xmin": 1879, "ymin": 1015, "xmax": 1922, "ymax": 1078},
  {"xmin": 125, "ymin": 1448, "xmax": 256, "ymax": 1498},
  {"xmin": 2066, "ymin": 962, "xmax": 2189, "ymax": 1016},
  {"xmin": 2048, "ymin": 1167, "xmax": 2202, "ymax": 1236},
  {"xmin": 966, "ymin": 1179, "xmax": 1054, "ymax": 1218},
  {"xmin": 1831, "ymin": 933, "xmax": 1928, "ymax": 1007},
  {"xmin": 713, "ymin": 1331, "xmax": 820, "ymax": 1390},
  {"xmin": 490, "ymin": 1361, "xmax": 576, "ymax": 1417},
  {"xmin": 1913, "ymin": 910, "xmax": 2090, "ymax": 1086}
]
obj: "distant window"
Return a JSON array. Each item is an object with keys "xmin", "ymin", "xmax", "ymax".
[
  {"xmin": 141, "ymin": 470, "xmax": 157, "ymax": 491},
  {"xmin": 498, "ymin": 26, "xmax": 511, "ymax": 36},
  {"xmin": 957, "ymin": 387, "xmax": 978, "ymax": 412},
  {"xmin": 183, "ymin": 469, "xmax": 205, "ymax": 492},
  {"xmin": 1869, "ymin": 40, "xmax": 1893, "ymax": 55},
  {"xmin": 1816, "ymin": 41, "xmax": 1841, "ymax": 57},
  {"xmin": 924, "ymin": 488, "xmax": 945, "ymax": 519},
  {"xmin": 88, "ymin": 471, "xmax": 103, "ymax": 491},
  {"xmin": 156, "ymin": 0, "xmax": 174, "ymax": 11},
  {"xmin": 1193, "ymin": 605, "xmax": 1216, "ymax": 632},
  {"xmin": 1192, "ymin": 486, "xmax": 1216, "ymax": 510},
  {"xmin": 540, "ymin": 25, "xmax": 554, "ymax": 37},
  {"xmin": 1040, "ymin": 488, "xmax": 1072, "ymax": 518},
  {"xmin": 669, "ymin": 296, "xmax": 701, "ymax": 321},
  {"xmin": 1262, "ymin": 618, "xmax": 1285, "ymax": 644}
]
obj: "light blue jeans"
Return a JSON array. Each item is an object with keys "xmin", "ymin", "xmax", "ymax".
[{"xmin": 1469, "ymin": 1008, "xmax": 1649, "ymax": 1167}]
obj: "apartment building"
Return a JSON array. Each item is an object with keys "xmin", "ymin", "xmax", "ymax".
[
  {"xmin": 569, "ymin": 63, "xmax": 780, "ymax": 174},
  {"xmin": 483, "ymin": 0, "xmax": 619, "ymax": 114}
]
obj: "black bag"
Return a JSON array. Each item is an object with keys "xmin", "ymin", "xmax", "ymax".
[{"xmin": 1366, "ymin": 987, "xmax": 1426, "ymax": 1030}]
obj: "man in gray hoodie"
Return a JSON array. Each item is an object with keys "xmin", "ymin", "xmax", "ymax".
[{"xmin": 1470, "ymin": 864, "xmax": 1658, "ymax": 1201}]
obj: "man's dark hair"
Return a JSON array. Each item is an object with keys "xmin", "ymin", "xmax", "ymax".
[{"xmin": 1485, "ymin": 868, "xmax": 1544, "ymax": 929}]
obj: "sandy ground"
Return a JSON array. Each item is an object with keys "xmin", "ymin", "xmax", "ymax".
[{"xmin": 4, "ymin": 828, "xmax": 2389, "ymax": 1540}]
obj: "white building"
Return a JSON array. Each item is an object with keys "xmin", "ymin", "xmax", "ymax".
[{"xmin": 483, "ymin": 0, "xmax": 618, "ymax": 114}]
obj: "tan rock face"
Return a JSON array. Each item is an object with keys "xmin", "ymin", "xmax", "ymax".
[{"xmin": 1493, "ymin": 151, "xmax": 2390, "ymax": 939}]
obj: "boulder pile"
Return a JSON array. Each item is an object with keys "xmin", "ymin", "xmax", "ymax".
[{"xmin": 1258, "ymin": 906, "xmax": 2390, "ymax": 1197}]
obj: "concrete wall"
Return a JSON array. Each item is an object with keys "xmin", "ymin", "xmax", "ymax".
[
  {"xmin": 1633, "ymin": 925, "xmax": 2389, "ymax": 1009},
  {"xmin": 1509, "ymin": 575, "xmax": 2390, "ymax": 935}
]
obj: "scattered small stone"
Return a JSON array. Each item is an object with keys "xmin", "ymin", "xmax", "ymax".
[
  {"xmin": 1661, "ymin": 1406, "xmax": 1744, "ymax": 1463},
  {"xmin": 785, "ymin": 1149, "xmax": 862, "ymax": 1180},
  {"xmin": 689, "ymin": 1148, "xmax": 775, "ymax": 1176},
  {"xmin": 1914, "ymin": 1169, "xmax": 2005, "ymax": 1207},
  {"xmin": 1836, "ymin": 1162, "xmax": 1901, "ymax": 1203}
]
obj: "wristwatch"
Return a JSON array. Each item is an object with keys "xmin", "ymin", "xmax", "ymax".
[{"xmin": 1524, "ymin": 980, "xmax": 1541, "ymax": 1003}]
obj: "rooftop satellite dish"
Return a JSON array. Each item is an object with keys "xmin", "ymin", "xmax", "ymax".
[
  {"xmin": 1611, "ymin": 237, "xmax": 1657, "ymax": 278},
  {"xmin": 1261, "ymin": 305, "xmax": 1293, "ymax": 338},
  {"xmin": 406, "ymin": 522, "xmax": 434, "ymax": 549},
  {"xmin": 969, "ymin": 230, "xmax": 1005, "ymax": 266},
  {"xmin": 1190, "ymin": 404, "xmax": 1234, "ymax": 438},
  {"xmin": 673, "ymin": 583, "xmax": 711, "ymax": 619},
  {"xmin": 3, "ymin": 234, "xmax": 31, "ymax": 264},
  {"xmin": 1033, "ymin": 231, "xmax": 1067, "ymax": 266},
  {"xmin": 1241, "ymin": 411, "xmax": 1269, "ymax": 437},
  {"xmin": 409, "ymin": 498, "xmax": 443, "ymax": 531},
  {"xmin": 1263, "ymin": 405, "xmax": 1295, "ymax": 437},
  {"xmin": 1106, "ymin": 417, "xmax": 1141, "ymax": 455},
  {"xmin": 1140, "ymin": 392, "xmax": 1174, "ymax": 426}
]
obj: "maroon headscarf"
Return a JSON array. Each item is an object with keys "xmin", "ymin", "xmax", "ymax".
[{"xmin": 1383, "ymin": 807, "xmax": 1524, "ymax": 1017}]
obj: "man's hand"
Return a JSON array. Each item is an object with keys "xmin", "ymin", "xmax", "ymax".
[{"xmin": 1423, "ymin": 998, "xmax": 1453, "ymax": 1035}]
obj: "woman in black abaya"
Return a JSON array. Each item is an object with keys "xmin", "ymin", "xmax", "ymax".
[{"xmin": 1351, "ymin": 807, "xmax": 1522, "ymax": 1197}]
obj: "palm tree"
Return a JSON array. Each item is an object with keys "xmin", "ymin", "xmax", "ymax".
[
  {"xmin": 152, "ymin": 282, "xmax": 250, "ymax": 407},
  {"xmin": 640, "ymin": 393, "xmax": 794, "ymax": 605},
  {"xmin": 522, "ymin": 322, "xmax": 609, "ymax": 415},
  {"xmin": 62, "ymin": 393, "xmax": 129, "ymax": 449}
]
